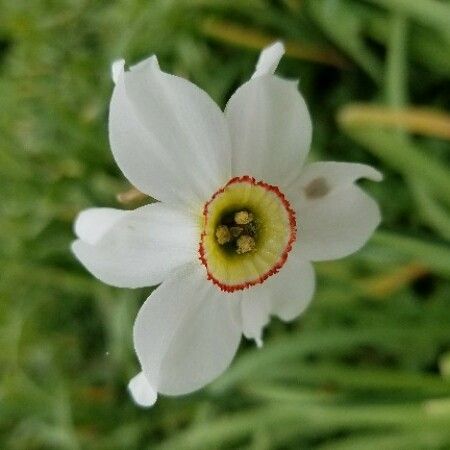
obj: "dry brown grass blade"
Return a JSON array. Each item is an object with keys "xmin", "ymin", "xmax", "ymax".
[
  {"xmin": 359, "ymin": 262, "xmax": 428, "ymax": 298},
  {"xmin": 116, "ymin": 187, "xmax": 148, "ymax": 205},
  {"xmin": 339, "ymin": 104, "xmax": 450, "ymax": 140},
  {"xmin": 201, "ymin": 19, "xmax": 350, "ymax": 69}
]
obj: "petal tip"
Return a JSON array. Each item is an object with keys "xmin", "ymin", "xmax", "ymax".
[
  {"xmin": 360, "ymin": 166, "xmax": 383, "ymax": 183},
  {"xmin": 128, "ymin": 372, "xmax": 158, "ymax": 408},
  {"xmin": 252, "ymin": 40, "xmax": 285, "ymax": 79},
  {"xmin": 73, "ymin": 209, "xmax": 93, "ymax": 243},
  {"xmin": 73, "ymin": 207, "xmax": 126, "ymax": 245},
  {"xmin": 70, "ymin": 239, "xmax": 81, "ymax": 258},
  {"xmin": 130, "ymin": 54, "xmax": 160, "ymax": 73},
  {"xmin": 371, "ymin": 169, "xmax": 383, "ymax": 182},
  {"xmin": 268, "ymin": 40, "xmax": 285, "ymax": 55},
  {"xmin": 111, "ymin": 59, "xmax": 125, "ymax": 84}
]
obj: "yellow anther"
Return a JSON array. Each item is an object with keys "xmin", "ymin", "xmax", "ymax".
[
  {"xmin": 215, "ymin": 225, "xmax": 231, "ymax": 245},
  {"xmin": 236, "ymin": 235, "xmax": 256, "ymax": 254},
  {"xmin": 234, "ymin": 210, "xmax": 253, "ymax": 225}
]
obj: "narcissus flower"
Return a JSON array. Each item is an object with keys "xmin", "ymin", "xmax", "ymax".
[{"xmin": 72, "ymin": 42, "xmax": 381, "ymax": 407}]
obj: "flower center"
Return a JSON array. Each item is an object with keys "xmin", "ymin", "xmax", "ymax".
[
  {"xmin": 199, "ymin": 176, "xmax": 297, "ymax": 292},
  {"xmin": 214, "ymin": 209, "xmax": 257, "ymax": 254}
]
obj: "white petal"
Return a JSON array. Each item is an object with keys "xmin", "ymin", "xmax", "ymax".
[
  {"xmin": 291, "ymin": 162, "xmax": 381, "ymax": 261},
  {"xmin": 72, "ymin": 203, "xmax": 198, "ymax": 288},
  {"xmin": 225, "ymin": 76, "xmax": 311, "ymax": 187},
  {"xmin": 128, "ymin": 372, "xmax": 157, "ymax": 407},
  {"xmin": 252, "ymin": 41, "xmax": 285, "ymax": 79},
  {"xmin": 265, "ymin": 247, "xmax": 315, "ymax": 321},
  {"xmin": 133, "ymin": 263, "xmax": 241, "ymax": 399},
  {"xmin": 238, "ymin": 249, "xmax": 315, "ymax": 345},
  {"xmin": 74, "ymin": 208, "xmax": 126, "ymax": 245},
  {"xmin": 240, "ymin": 288, "xmax": 271, "ymax": 347},
  {"xmin": 295, "ymin": 186, "xmax": 381, "ymax": 262},
  {"xmin": 109, "ymin": 55, "xmax": 232, "ymax": 208}
]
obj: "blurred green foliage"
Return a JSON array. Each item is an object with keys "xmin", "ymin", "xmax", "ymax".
[{"xmin": 1, "ymin": 0, "xmax": 450, "ymax": 449}]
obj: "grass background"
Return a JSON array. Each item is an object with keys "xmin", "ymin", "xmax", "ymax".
[{"xmin": 1, "ymin": 0, "xmax": 450, "ymax": 448}]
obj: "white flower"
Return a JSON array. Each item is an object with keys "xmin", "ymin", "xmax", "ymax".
[{"xmin": 72, "ymin": 42, "xmax": 382, "ymax": 407}]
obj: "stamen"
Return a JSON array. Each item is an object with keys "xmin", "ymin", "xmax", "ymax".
[
  {"xmin": 230, "ymin": 226, "xmax": 243, "ymax": 238},
  {"xmin": 215, "ymin": 209, "xmax": 257, "ymax": 253},
  {"xmin": 236, "ymin": 235, "xmax": 256, "ymax": 254},
  {"xmin": 245, "ymin": 221, "xmax": 257, "ymax": 236},
  {"xmin": 215, "ymin": 225, "xmax": 231, "ymax": 244},
  {"xmin": 234, "ymin": 210, "xmax": 254, "ymax": 225}
]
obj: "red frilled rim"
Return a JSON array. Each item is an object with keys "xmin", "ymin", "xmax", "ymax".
[{"xmin": 198, "ymin": 175, "xmax": 297, "ymax": 292}]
